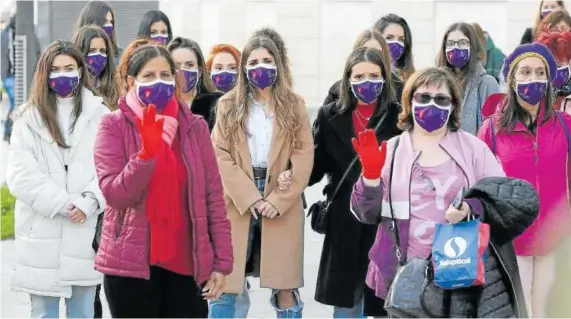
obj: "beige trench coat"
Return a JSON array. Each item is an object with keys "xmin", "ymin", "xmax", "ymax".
[{"xmin": 211, "ymin": 94, "xmax": 314, "ymax": 293}]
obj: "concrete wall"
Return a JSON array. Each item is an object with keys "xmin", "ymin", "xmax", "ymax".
[{"xmin": 161, "ymin": 0, "xmax": 571, "ymax": 108}]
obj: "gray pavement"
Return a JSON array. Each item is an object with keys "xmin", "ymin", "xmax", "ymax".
[{"xmin": 0, "ymin": 96, "xmax": 334, "ymax": 317}]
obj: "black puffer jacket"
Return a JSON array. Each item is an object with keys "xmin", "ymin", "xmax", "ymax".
[{"xmin": 455, "ymin": 176, "xmax": 539, "ymax": 318}]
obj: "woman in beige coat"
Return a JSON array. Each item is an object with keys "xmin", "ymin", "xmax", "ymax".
[{"xmin": 210, "ymin": 35, "xmax": 314, "ymax": 318}]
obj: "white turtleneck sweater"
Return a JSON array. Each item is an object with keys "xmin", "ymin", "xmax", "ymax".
[{"xmin": 57, "ymin": 96, "xmax": 74, "ymax": 165}]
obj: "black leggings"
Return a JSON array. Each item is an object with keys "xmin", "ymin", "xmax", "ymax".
[{"xmin": 103, "ymin": 266, "xmax": 207, "ymax": 318}]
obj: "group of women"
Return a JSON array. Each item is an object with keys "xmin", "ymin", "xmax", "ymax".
[{"xmin": 4, "ymin": 0, "xmax": 571, "ymax": 318}]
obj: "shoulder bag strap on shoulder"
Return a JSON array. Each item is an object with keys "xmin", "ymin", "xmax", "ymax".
[{"xmin": 388, "ymin": 136, "xmax": 404, "ymax": 265}]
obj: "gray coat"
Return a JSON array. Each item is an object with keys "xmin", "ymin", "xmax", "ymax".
[{"xmin": 461, "ymin": 65, "xmax": 501, "ymax": 135}]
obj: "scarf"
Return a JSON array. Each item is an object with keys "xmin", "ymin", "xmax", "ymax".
[{"xmin": 126, "ymin": 91, "xmax": 183, "ymax": 265}]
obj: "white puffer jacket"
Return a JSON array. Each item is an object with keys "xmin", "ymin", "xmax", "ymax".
[{"xmin": 6, "ymin": 88, "xmax": 108, "ymax": 298}]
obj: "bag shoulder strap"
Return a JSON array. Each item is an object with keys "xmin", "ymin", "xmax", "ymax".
[
  {"xmin": 388, "ymin": 136, "xmax": 404, "ymax": 265},
  {"xmin": 326, "ymin": 112, "xmax": 388, "ymax": 205},
  {"xmin": 555, "ymin": 111, "xmax": 571, "ymax": 154}
]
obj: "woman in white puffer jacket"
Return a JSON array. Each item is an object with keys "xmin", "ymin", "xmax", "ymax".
[{"xmin": 5, "ymin": 40, "xmax": 108, "ymax": 319}]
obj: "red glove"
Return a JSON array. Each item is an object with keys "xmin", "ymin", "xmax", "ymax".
[
  {"xmin": 351, "ymin": 129, "xmax": 387, "ymax": 179},
  {"xmin": 135, "ymin": 104, "xmax": 164, "ymax": 160}
]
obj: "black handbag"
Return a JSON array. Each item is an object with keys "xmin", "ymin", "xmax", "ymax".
[
  {"xmin": 307, "ymin": 112, "xmax": 387, "ymax": 234},
  {"xmin": 307, "ymin": 155, "xmax": 359, "ymax": 234},
  {"xmin": 383, "ymin": 137, "xmax": 447, "ymax": 318}
]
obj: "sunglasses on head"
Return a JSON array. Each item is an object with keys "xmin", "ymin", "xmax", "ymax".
[{"xmin": 413, "ymin": 93, "xmax": 452, "ymax": 107}]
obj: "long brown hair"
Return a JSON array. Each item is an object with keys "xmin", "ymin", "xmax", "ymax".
[
  {"xmin": 470, "ymin": 23, "xmax": 488, "ymax": 64},
  {"xmin": 338, "ymin": 47, "xmax": 394, "ymax": 114},
  {"xmin": 352, "ymin": 29, "xmax": 392, "ymax": 70},
  {"xmin": 28, "ymin": 40, "xmax": 95, "ymax": 148},
  {"xmin": 532, "ymin": 0, "xmax": 567, "ymax": 37},
  {"xmin": 71, "ymin": 24, "xmax": 120, "ymax": 110},
  {"xmin": 398, "ymin": 68, "xmax": 462, "ymax": 132},
  {"xmin": 373, "ymin": 14, "xmax": 415, "ymax": 81},
  {"xmin": 218, "ymin": 36, "xmax": 301, "ymax": 144},
  {"xmin": 436, "ymin": 22, "xmax": 483, "ymax": 94},
  {"xmin": 75, "ymin": 1, "xmax": 119, "ymax": 54}
]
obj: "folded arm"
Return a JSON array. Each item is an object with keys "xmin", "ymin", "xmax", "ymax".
[
  {"xmin": 350, "ymin": 176, "xmax": 384, "ymax": 225},
  {"xmin": 266, "ymin": 104, "xmax": 314, "ymax": 215},
  {"xmin": 94, "ymin": 114, "xmax": 156, "ymax": 210},
  {"xmin": 198, "ymin": 120, "xmax": 233, "ymax": 275},
  {"xmin": 6, "ymin": 121, "xmax": 73, "ymax": 219}
]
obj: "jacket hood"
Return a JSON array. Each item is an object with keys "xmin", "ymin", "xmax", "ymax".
[
  {"xmin": 17, "ymin": 88, "xmax": 106, "ymax": 142},
  {"xmin": 485, "ymin": 35, "xmax": 497, "ymax": 51}
]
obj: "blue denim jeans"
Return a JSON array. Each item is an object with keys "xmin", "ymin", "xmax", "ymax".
[
  {"xmin": 209, "ymin": 173, "xmax": 304, "ymax": 318},
  {"xmin": 30, "ymin": 285, "xmax": 97, "ymax": 318},
  {"xmin": 332, "ymin": 289, "xmax": 364, "ymax": 318},
  {"xmin": 3, "ymin": 76, "xmax": 15, "ymax": 140}
]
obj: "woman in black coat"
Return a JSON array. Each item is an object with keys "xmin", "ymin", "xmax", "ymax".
[{"xmin": 310, "ymin": 46, "xmax": 401, "ymax": 317}]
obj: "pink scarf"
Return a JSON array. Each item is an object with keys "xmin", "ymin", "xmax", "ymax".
[{"xmin": 126, "ymin": 90, "xmax": 179, "ymax": 145}]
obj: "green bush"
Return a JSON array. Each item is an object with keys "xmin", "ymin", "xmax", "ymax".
[{"xmin": 1, "ymin": 186, "xmax": 15, "ymax": 240}]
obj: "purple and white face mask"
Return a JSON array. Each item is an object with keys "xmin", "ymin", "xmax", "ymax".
[
  {"xmin": 211, "ymin": 70, "xmax": 238, "ymax": 93},
  {"xmin": 178, "ymin": 68, "xmax": 199, "ymax": 93},
  {"xmin": 553, "ymin": 65, "xmax": 570, "ymax": 89},
  {"xmin": 351, "ymin": 79, "xmax": 384, "ymax": 104},
  {"xmin": 246, "ymin": 63, "xmax": 277, "ymax": 89},
  {"xmin": 516, "ymin": 80, "xmax": 548, "ymax": 106},
  {"xmin": 86, "ymin": 52, "xmax": 108, "ymax": 78},
  {"xmin": 413, "ymin": 102, "xmax": 451, "ymax": 133},
  {"xmin": 151, "ymin": 34, "xmax": 169, "ymax": 45},
  {"xmin": 49, "ymin": 71, "xmax": 80, "ymax": 97},
  {"xmin": 136, "ymin": 79, "xmax": 175, "ymax": 111},
  {"xmin": 446, "ymin": 47, "xmax": 470, "ymax": 69},
  {"xmin": 103, "ymin": 23, "xmax": 114, "ymax": 37},
  {"xmin": 386, "ymin": 40, "xmax": 405, "ymax": 63}
]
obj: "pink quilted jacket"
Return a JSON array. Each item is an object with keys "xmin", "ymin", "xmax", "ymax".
[{"xmin": 93, "ymin": 97, "xmax": 233, "ymax": 282}]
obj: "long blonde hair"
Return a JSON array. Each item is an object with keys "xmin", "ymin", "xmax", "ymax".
[{"xmin": 218, "ymin": 36, "xmax": 301, "ymax": 144}]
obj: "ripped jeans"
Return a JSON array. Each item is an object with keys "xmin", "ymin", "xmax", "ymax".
[{"xmin": 208, "ymin": 171, "xmax": 304, "ymax": 318}]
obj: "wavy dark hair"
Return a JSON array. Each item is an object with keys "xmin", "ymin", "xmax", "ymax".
[
  {"xmin": 71, "ymin": 24, "xmax": 120, "ymax": 110},
  {"xmin": 166, "ymin": 36, "xmax": 217, "ymax": 95},
  {"xmin": 398, "ymin": 67, "xmax": 462, "ymax": 132},
  {"xmin": 250, "ymin": 27, "xmax": 293, "ymax": 86},
  {"xmin": 374, "ymin": 14, "xmax": 415, "ymax": 80},
  {"xmin": 218, "ymin": 36, "xmax": 301, "ymax": 144},
  {"xmin": 137, "ymin": 10, "xmax": 173, "ymax": 44},
  {"xmin": 338, "ymin": 47, "xmax": 395, "ymax": 116},
  {"xmin": 27, "ymin": 40, "xmax": 95, "ymax": 147},
  {"xmin": 75, "ymin": 1, "xmax": 118, "ymax": 54},
  {"xmin": 436, "ymin": 22, "xmax": 483, "ymax": 94}
]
